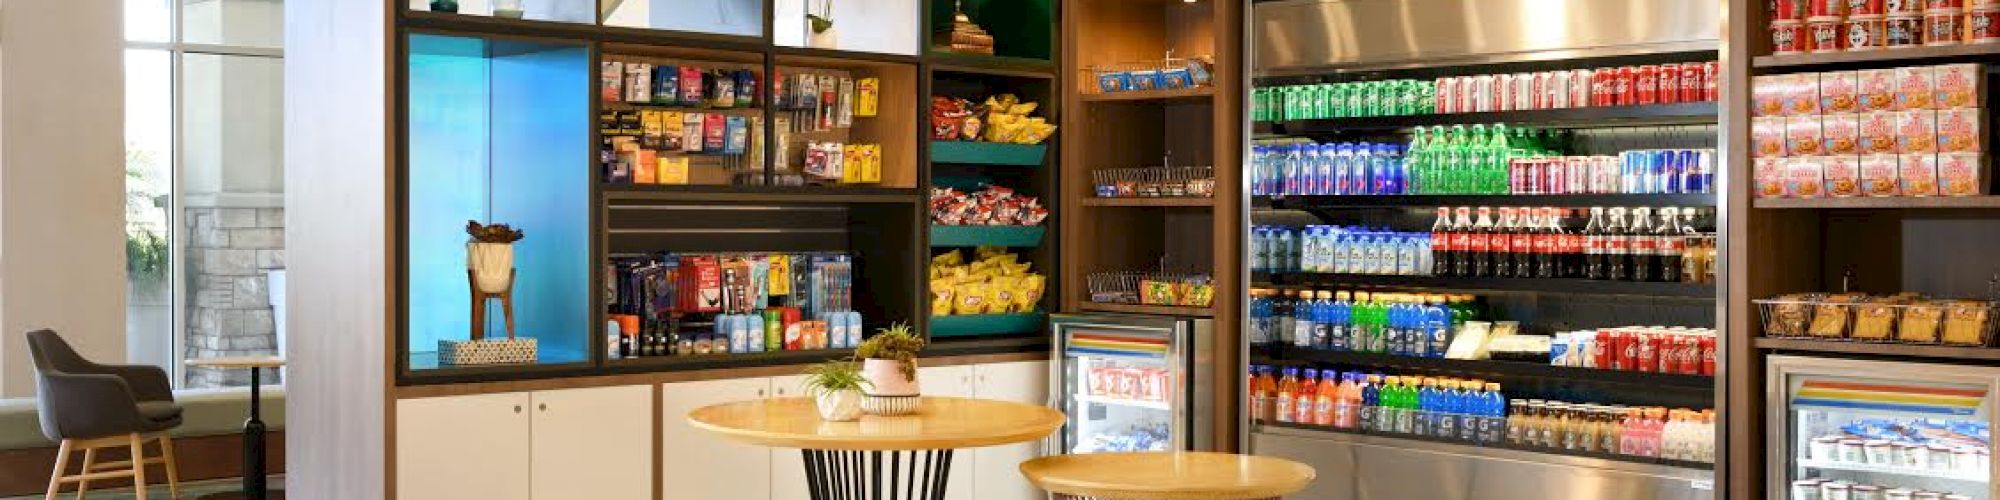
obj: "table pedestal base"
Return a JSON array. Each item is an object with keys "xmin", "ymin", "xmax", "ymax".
[{"xmin": 801, "ymin": 449, "xmax": 955, "ymax": 500}]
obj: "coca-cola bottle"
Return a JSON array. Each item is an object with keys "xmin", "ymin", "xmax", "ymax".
[
  {"xmin": 1431, "ymin": 207, "xmax": 1455, "ymax": 276},
  {"xmin": 1583, "ymin": 207, "xmax": 1608, "ymax": 280},
  {"xmin": 1658, "ymin": 207, "xmax": 1687, "ymax": 283},
  {"xmin": 1510, "ymin": 208, "xmax": 1536, "ymax": 279},
  {"xmin": 1606, "ymin": 207, "xmax": 1631, "ymax": 281},
  {"xmin": 1492, "ymin": 207, "xmax": 1517, "ymax": 278},
  {"xmin": 1564, "ymin": 209, "xmax": 1586, "ymax": 278},
  {"xmin": 1532, "ymin": 207, "xmax": 1559, "ymax": 279},
  {"xmin": 1629, "ymin": 207, "xmax": 1656, "ymax": 282},
  {"xmin": 1451, "ymin": 207, "xmax": 1475, "ymax": 277},
  {"xmin": 1471, "ymin": 207, "xmax": 1497, "ymax": 277}
]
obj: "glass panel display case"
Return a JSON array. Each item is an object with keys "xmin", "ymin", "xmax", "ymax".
[
  {"xmin": 602, "ymin": 0, "xmax": 765, "ymax": 38},
  {"xmin": 773, "ymin": 0, "xmax": 921, "ymax": 55},
  {"xmin": 1771, "ymin": 355, "xmax": 1997, "ymax": 500},
  {"xmin": 408, "ymin": 0, "xmax": 596, "ymax": 23},
  {"xmin": 1052, "ymin": 314, "xmax": 1212, "ymax": 454}
]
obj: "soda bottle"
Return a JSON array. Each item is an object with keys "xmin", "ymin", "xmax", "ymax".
[
  {"xmin": 1528, "ymin": 208, "xmax": 1553, "ymax": 278},
  {"xmin": 1606, "ymin": 207, "xmax": 1631, "ymax": 281},
  {"xmin": 1448, "ymin": 207, "xmax": 1473, "ymax": 276},
  {"xmin": 1493, "ymin": 207, "xmax": 1519, "ymax": 278},
  {"xmin": 1274, "ymin": 367, "xmax": 1299, "ymax": 423},
  {"xmin": 1583, "ymin": 207, "xmax": 1608, "ymax": 280},
  {"xmin": 1359, "ymin": 374, "xmax": 1382, "ymax": 431},
  {"xmin": 1313, "ymin": 370, "xmax": 1338, "ymax": 426},
  {"xmin": 1659, "ymin": 207, "xmax": 1687, "ymax": 283},
  {"xmin": 1293, "ymin": 369, "xmax": 1320, "ymax": 424},
  {"xmin": 1336, "ymin": 373, "xmax": 1362, "ymax": 429},
  {"xmin": 1513, "ymin": 208, "xmax": 1539, "ymax": 279},
  {"xmin": 1407, "ymin": 127, "xmax": 1430, "ymax": 194},
  {"xmin": 1629, "ymin": 207, "xmax": 1657, "ymax": 282},
  {"xmin": 1470, "ymin": 207, "xmax": 1497, "ymax": 277}
]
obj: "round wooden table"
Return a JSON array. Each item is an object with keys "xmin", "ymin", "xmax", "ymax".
[
  {"xmin": 1019, "ymin": 452, "xmax": 1316, "ymax": 500},
  {"xmin": 689, "ymin": 396, "xmax": 1064, "ymax": 500},
  {"xmin": 185, "ymin": 356, "xmax": 285, "ymax": 500}
]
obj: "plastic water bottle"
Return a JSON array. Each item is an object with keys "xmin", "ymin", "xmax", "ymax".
[
  {"xmin": 1292, "ymin": 293, "xmax": 1316, "ymax": 349},
  {"xmin": 1317, "ymin": 143, "xmax": 1340, "ymax": 195}
]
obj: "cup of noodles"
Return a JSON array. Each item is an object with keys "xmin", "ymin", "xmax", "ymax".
[
  {"xmin": 1972, "ymin": 8, "xmax": 2000, "ymax": 41},
  {"xmin": 1849, "ymin": 15, "xmax": 1890, "ymax": 49},
  {"xmin": 1852, "ymin": 0, "xmax": 1889, "ymax": 14},
  {"xmin": 1778, "ymin": 0, "xmax": 1808, "ymax": 18},
  {"xmin": 1930, "ymin": 0, "xmax": 1965, "ymax": 8},
  {"xmin": 1887, "ymin": 0, "xmax": 1924, "ymax": 14},
  {"xmin": 1926, "ymin": 9, "xmax": 1963, "ymax": 45},
  {"xmin": 1811, "ymin": 0, "xmax": 1848, "ymax": 15},
  {"xmin": 1809, "ymin": 17, "xmax": 1849, "ymax": 52},
  {"xmin": 1887, "ymin": 15, "xmax": 1925, "ymax": 47}
]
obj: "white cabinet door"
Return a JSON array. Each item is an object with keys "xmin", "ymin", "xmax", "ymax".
[
  {"xmin": 916, "ymin": 364, "xmax": 976, "ymax": 500},
  {"xmin": 972, "ymin": 361, "xmax": 1052, "ymax": 500},
  {"xmin": 396, "ymin": 393, "xmax": 533, "ymax": 500},
  {"xmin": 768, "ymin": 375, "xmax": 813, "ymax": 500},
  {"xmin": 530, "ymin": 385, "xmax": 654, "ymax": 500},
  {"xmin": 662, "ymin": 378, "xmax": 773, "ymax": 500}
]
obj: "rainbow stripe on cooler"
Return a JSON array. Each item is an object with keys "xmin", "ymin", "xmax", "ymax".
[
  {"xmin": 1066, "ymin": 332, "xmax": 1169, "ymax": 360},
  {"xmin": 1792, "ymin": 380, "xmax": 1988, "ymax": 417}
]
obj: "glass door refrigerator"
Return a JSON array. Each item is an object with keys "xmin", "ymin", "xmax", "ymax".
[
  {"xmin": 1769, "ymin": 355, "xmax": 1997, "ymax": 500},
  {"xmin": 1051, "ymin": 313, "xmax": 1214, "ymax": 454}
]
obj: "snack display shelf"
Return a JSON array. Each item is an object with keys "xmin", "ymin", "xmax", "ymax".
[
  {"xmin": 1256, "ymin": 344, "xmax": 1714, "ymax": 390},
  {"xmin": 1080, "ymin": 87, "xmax": 1215, "ymax": 104},
  {"xmin": 1260, "ymin": 102, "xmax": 1718, "ymax": 135},
  {"xmin": 1256, "ymin": 421, "xmax": 1715, "ymax": 472},
  {"xmin": 1753, "ymin": 196, "xmax": 2000, "ymax": 210},
  {"xmin": 930, "ymin": 141, "xmax": 1049, "ymax": 166},
  {"xmin": 404, "ymin": 10, "xmax": 768, "ymax": 52},
  {"xmin": 927, "ymin": 51, "xmax": 1058, "ymax": 79},
  {"xmin": 1753, "ymin": 44, "xmax": 2000, "ymax": 71},
  {"xmin": 601, "ymin": 101, "xmax": 764, "ymax": 115},
  {"xmin": 602, "ymin": 185, "xmax": 923, "ymax": 204},
  {"xmin": 604, "ymin": 348, "xmax": 859, "ymax": 373},
  {"xmin": 929, "ymin": 225, "xmax": 1047, "ymax": 247},
  {"xmin": 1080, "ymin": 197, "xmax": 1215, "ymax": 207},
  {"xmin": 1795, "ymin": 458, "xmax": 1991, "ymax": 483},
  {"xmin": 928, "ymin": 312, "xmax": 1047, "ymax": 337},
  {"xmin": 1253, "ymin": 273, "xmax": 1716, "ymax": 299},
  {"xmin": 1079, "ymin": 302, "xmax": 1215, "ymax": 317},
  {"xmin": 1754, "ymin": 337, "xmax": 2000, "ymax": 362},
  {"xmin": 1261, "ymin": 193, "xmax": 1717, "ymax": 209},
  {"xmin": 1075, "ymin": 393, "xmax": 1174, "ymax": 411}
]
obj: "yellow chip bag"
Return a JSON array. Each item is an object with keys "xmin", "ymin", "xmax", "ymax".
[
  {"xmin": 932, "ymin": 250, "xmax": 964, "ymax": 267},
  {"xmin": 930, "ymin": 280, "xmax": 956, "ymax": 316},
  {"xmin": 989, "ymin": 276, "xmax": 1020, "ymax": 314},
  {"xmin": 955, "ymin": 283, "xmax": 991, "ymax": 315},
  {"xmin": 1017, "ymin": 275, "xmax": 1046, "ymax": 312}
]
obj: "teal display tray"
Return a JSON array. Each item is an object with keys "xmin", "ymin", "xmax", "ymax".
[
  {"xmin": 929, "ymin": 312, "xmax": 1047, "ymax": 338},
  {"xmin": 931, "ymin": 141, "xmax": 1047, "ymax": 166},
  {"xmin": 930, "ymin": 225, "xmax": 1045, "ymax": 247}
]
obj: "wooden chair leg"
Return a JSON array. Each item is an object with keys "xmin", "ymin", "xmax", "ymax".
[
  {"xmin": 45, "ymin": 439, "xmax": 71, "ymax": 500},
  {"xmin": 127, "ymin": 434, "xmax": 147, "ymax": 500},
  {"xmin": 156, "ymin": 435, "xmax": 181, "ymax": 499},
  {"xmin": 74, "ymin": 447, "xmax": 95, "ymax": 500}
]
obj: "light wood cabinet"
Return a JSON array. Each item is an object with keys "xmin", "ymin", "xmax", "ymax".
[
  {"xmin": 395, "ymin": 393, "xmax": 534, "ymax": 500},
  {"xmin": 661, "ymin": 377, "xmax": 775, "ymax": 500},
  {"xmin": 972, "ymin": 361, "xmax": 1052, "ymax": 500}
]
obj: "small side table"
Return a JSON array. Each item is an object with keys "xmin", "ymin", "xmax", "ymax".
[
  {"xmin": 186, "ymin": 356, "xmax": 285, "ymax": 500},
  {"xmin": 1019, "ymin": 452, "xmax": 1316, "ymax": 500}
]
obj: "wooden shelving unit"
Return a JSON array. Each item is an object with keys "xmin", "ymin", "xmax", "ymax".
[
  {"xmin": 1080, "ymin": 197, "xmax": 1216, "ymax": 207},
  {"xmin": 1078, "ymin": 302, "xmax": 1216, "ymax": 317},
  {"xmin": 1080, "ymin": 87, "xmax": 1216, "ymax": 103},
  {"xmin": 1752, "ymin": 196, "xmax": 2000, "ymax": 209},
  {"xmin": 1753, "ymin": 337, "xmax": 2000, "ymax": 363}
]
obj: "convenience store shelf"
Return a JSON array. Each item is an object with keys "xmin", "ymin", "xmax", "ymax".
[
  {"xmin": 1080, "ymin": 87, "xmax": 1215, "ymax": 104},
  {"xmin": 605, "ymin": 349, "xmax": 858, "ymax": 373},
  {"xmin": 1079, "ymin": 302, "xmax": 1215, "ymax": 317},
  {"xmin": 928, "ymin": 312, "xmax": 1047, "ymax": 338},
  {"xmin": 1754, "ymin": 44, "xmax": 2000, "ymax": 71},
  {"xmin": 1254, "ymin": 272, "xmax": 1716, "ymax": 298},
  {"xmin": 1262, "ymin": 193, "xmax": 1717, "ymax": 209},
  {"xmin": 602, "ymin": 185, "xmax": 922, "ymax": 204},
  {"xmin": 926, "ymin": 51, "xmax": 1058, "ymax": 79},
  {"xmin": 1259, "ymin": 344, "xmax": 1714, "ymax": 390},
  {"xmin": 1754, "ymin": 337, "xmax": 2000, "ymax": 362},
  {"xmin": 1075, "ymin": 394, "xmax": 1174, "ymax": 411},
  {"xmin": 1260, "ymin": 102, "xmax": 1718, "ymax": 135},
  {"xmin": 1753, "ymin": 196, "xmax": 2000, "ymax": 209},
  {"xmin": 1796, "ymin": 458, "xmax": 1989, "ymax": 483},
  {"xmin": 930, "ymin": 141, "xmax": 1049, "ymax": 166},
  {"xmin": 1255, "ymin": 422, "xmax": 1715, "ymax": 472},
  {"xmin": 929, "ymin": 225, "xmax": 1047, "ymax": 247},
  {"xmin": 1081, "ymin": 197, "xmax": 1216, "ymax": 207}
]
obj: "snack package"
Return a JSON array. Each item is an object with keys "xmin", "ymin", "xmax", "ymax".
[
  {"xmin": 1934, "ymin": 63, "xmax": 1985, "ymax": 109},
  {"xmin": 1943, "ymin": 300, "xmax": 1994, "ymax": 345},
  {"xmin": 1896, "ymin": 110, "xmax": 1938, "ymax": 153},
  {"xmin": 1859, "ymin": 111, "xmax": 1898, "ymax": 154},
  {"xmin": 1754, "ymin": 117, "xmax": 1789, "ymax": 157},
  {"xmin": 1860, "ymin": 154, "xmax": 1902, "ymax": 196},
  {"xmin": 1016, "ymin": 275, "xmax": 1046, "ymax": 312},
  {"xmin": 1899, "ymin": 301, "xmax": 1945, "ymax": 343},
  {"xmin": 632, "ymin": 150, "xmax": 658, "ymax": 184},
  {"xmin": 1825, "ymin": 154, "xmax": 1861, "ymax": 197},
  {"xmin": 1784, "ymin": 73, "xmax": 1822, "ymax": 116},
  {"xmin": 856, "ymin": 78, "xmax": 880, "ymax": 117},
  {"xmin": 601, "ymin": 61, "xmax": 624, "ymax": 103},
  {"xmin": 1810, "ymin": 293, "xmax": 1868, "ymax": 338},
  {"xmin": 1787, "ymin": 115, "xmax": 1825, "ymax": 156},
  {"xmin": 1755, "ymin": 157, "xmax": 1786, "ymax": 198},
  {"xmin": 1754, "ymin": 75, "xmax": 1786, "ymax": 116},
  {"xmin": 680, "ymin": 66, "xmax": 704, "ymax": 104},
  {"xmin": 1784, "ymin": 157, "xmax": 1826, "ymax": 198},
  {"xmin": 955, "ymin": 283, "xmax": 991, "ymax": 315},
  {"xmin": 1900, "ymin": 153, "xmax": 1941, "ymax": 196},
  {"xmin": 988, "ymin": 276, "xmax": 1020, "ymax": 314},
  {"xmin": 929, "ymin": 280, "xmax": 954, "ymax": 316},
  {"xmin": 1766, "ymin": 293, "xmax": 1820, "ymax": 336},
  {"xmin": 1820, "ymin": 71, "xmax": 1860, "ymax": 113},
  {"xmin": 640, "ymin": 110, "xmax": 665, "ymax": 149},
  {"xmin": 683, "ymin": 112, "xmax": 706, "ymax": 152},
  {"xmin": 1858, "ymin": 68, "xmax": 1897, "ymax": 111},
  {"xmin": 1895, "ymin": 65, "xmax": 1937, "ymax": 110},
  {"xmin": 1938, "ymin": 152, "xmax": 1988, "ymax": 196},
  {"xmin": 1823, "ymin": 113, "xmax": 1860, "ymax": 155},
  {"xmin": 1852, "ymin": 298, "xmax": 1902, "ymax": 341},
  {"xmin": 1937, "ymin": 107, "xmax": 1984, "ymax": 152}
]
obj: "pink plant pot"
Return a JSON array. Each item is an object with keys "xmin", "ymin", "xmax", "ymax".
[{"xmin": 861, "ymin": 358, "xmax": 920, "ymax": 396}]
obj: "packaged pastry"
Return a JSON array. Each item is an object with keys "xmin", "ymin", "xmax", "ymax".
[
  {"xmin": 1896, "ymin": 110, "xmax": 1938, "ymax": 153},
  {"xmin": 1899, "ymin": 301, "xmax": 1946, "ymax": 343},
  {"xmin": 1935, "ymin": 63, "xmax": 1986, "ymax": 108},
  {"xmin": 1895, "ymin": 65, "xmax": 1937, "ymax": 110},
  {"xmin": 1757, "ymin": 157, "xmax": 1787, "ymax": 198},
  {"xmin": 1821, "ymin": 71, "xmax": 1861, "ymax": 112},
  {"xmin": 1859, "ymin": 111, "xmax": 1899, "ymax": 154},
  {"xmin": 1823, "ymin": 113, "xmax": 1861, "ymax": 154},
  {"xmin": 1755, "ymin": 117, "xmax": 1790, "ymax": 157},
  {"xmin": 1852, "ymin": 298, "xmax": 1903, "ymax": 341},
  {"xmin": 1788, "ymin": 115, "xmax": 1826, "ymax": 156},
  {"xmin": 1810, "ymin": 293, "xmax": 1869, "ymax": 338},
  {"xmin": 1755, "ymin": 75, "xmax": 1788, "ymax": 116},
  {"xmin": 1900, "ymin": 153, "xmax": 1942, "ymax": 196},
  {"xmin": 1936, "ymin": 107, "xmax": 1985, "ymax": 152},
  {"xmin": 1766, "ymin": 293, "xmax": 1822, "ymax": 336},
  {"xmin": 1943, "ymin": 300, "xmax": 1995, "ymax": 345},
  {"xmin": 1785, "ymin": 157, "xmax": 1827, "ymax": 197},
  {"xmin": 1825, "ymin": 154, "xmax": 1863, "ymax": 196},
  {"xmin": 1784, "ymin": 73, "xmax": 1823, "ymax": 116},
  {"xmin": 1859, "ymin": 68, "xmax": 1898, "ymax": 111},
  {"xmin": 1861, "ymin": 154, "xmax": 1903, "ymax": 196},
  {"xmin": 1938, "ymin": 151, "xmax": 1988, "ymax": 196}
]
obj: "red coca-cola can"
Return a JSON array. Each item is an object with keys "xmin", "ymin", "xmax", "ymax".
[
  {"xmin": 1851, "ymin": 0, "xmax": 1887, "ymax": 14},
  {"xmin": 1678, "ymin": 63, "xmax": 1702, "ymax": 103},
  {"xmin": 1680, "ymin": 335, "xmax": 1703, "ymax": 374},
  {"xmin": 1699, "ymin": 334, "xmax": 1717, "ymax": 376},
  {"xmin": 1531, "ymin": 72, "xmax": 1551, "ymax": 109},
  {"xmin": 1658, "ymin": 66, "xmax": 1681, "ymax": 104},
  {"xmin": 1497, "ymin": 73, "xmax": 1517, "ymax": 111},
  {"xmin": 1592, "ymin": 329, "xmax": 1617, "ymax": 369},
  {"xmin": 1635, "ymin": 65, "xmax": 1660, "ymax": 105},
  {"xmin": 1436, "ymin": 77, "xmax": 1456, "ymax": 113},
  {"xmin": 1615, "ymin": 66, "xmax": 1637, "ymax": 106},
  {"xmin": 1590, "ymin": 68, "xmax": 1613, "ymax": 107},
  {"xmin": 1702, "ymin": 61, "xmax": 1720, "ymax": 102},
  {"xmin": 1635, "ymin": 331, "xmax": 1661, "ymax": 372},
  {"xmin": 1570, "ymin": 69, "xmax": 1593, "ymax": 107},
  {"xmin": 1541, "ymin": 158, "xmax": 1568, "ymax": 194}
]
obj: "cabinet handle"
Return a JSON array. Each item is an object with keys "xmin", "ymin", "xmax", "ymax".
[
  {"xmin": 513, "ymin": 405, "xmax": 522, "ymax": 414},
  {"xmin": 776, "ymin": 387, "xmax": 786, "ymax": 396},
  {"xmin": 757, "ymin": 389, "xmax": 766, "ymax": 397},
  {"xmin": 539, "ymin": 403, "xmax": 547, "ymax": 412}
]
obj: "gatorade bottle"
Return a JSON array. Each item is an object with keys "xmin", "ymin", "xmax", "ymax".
[
  {"xmin": 1257, "ymin": 368, "xmax": 1280, "ymax": 423},
  {"xmin": 1436, "ymin": 379, "xmax": 1460, "ymax": 439},
  {"xmin": 1293, "ymin": 369, "xmax": 1320, "ymax": 424},
  {"xmin": 1456, "ymin": 380, "xmax": 1480, "ymax": 442},
  {"xmin": 1358, "ymin": 375, "xmax": 1381, "ymax": 432},
  {"xmin": 1424, "ymin": 296, "xmax": 1452, "ymax": 358},
  {"xmin": 1274, "ymin": 368, "xmax": 1299, "ymax": 424},
  {"xmin": 1377, "ymin": 376, "xmax": 1400, "ymax": 432},
  {"xmin": 1313, "ymin": 370, "xmax": 1339, "ymax": 426},
  {"xmin": 1309, "ymin": 291, "xmax": 1334, "ymax": 349}
]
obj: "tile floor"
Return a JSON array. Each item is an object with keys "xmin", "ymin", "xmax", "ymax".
[{"xmin": 5, "ymin": 477, "xmax": 283, "ymax": 500}]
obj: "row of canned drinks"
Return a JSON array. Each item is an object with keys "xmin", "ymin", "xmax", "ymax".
[
  {"xmin": 1254, "ymin": 63, "xmax": 1720, "ymax": 122},
  {"xmin": 1506, "ymin": 149, "xmax": 1719, "ymax": 195}
]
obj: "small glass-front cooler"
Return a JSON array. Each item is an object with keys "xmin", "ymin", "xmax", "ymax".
[
  {"xmin": 1051, "ymin": 314, "xmax": 1213, "ymax": 454},
  {"xmin": 1770, "ymin": 355, "xmax": 1997, "ymax": 500}
]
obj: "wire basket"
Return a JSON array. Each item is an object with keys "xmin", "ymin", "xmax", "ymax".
[
  {"xmin": 1081, "ymin": 57, "xmax": 1215, "ymax": 95},
  {"xmin": 1091, "ymin": 167, "xmax": 1216, "ymax": 198},
  {"xmin": 1086, "ymin": 271, "xmax": 1214, "ymax": 307},
  {"xmin": 1756, "ymin": 296, "xmax": 2000, "ymax": 346}
]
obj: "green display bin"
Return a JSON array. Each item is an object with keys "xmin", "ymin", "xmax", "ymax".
[
  {"xmin": 930, "ymin": 225, "xmax": 1045, "ymax": 247},
  {"xmin": 931, "ymin": 141, "xmax": 1048, "ymax": 166},
  {"xmin": 929, "ymin": 312, "xmax": 1047, "ymax": 338}
]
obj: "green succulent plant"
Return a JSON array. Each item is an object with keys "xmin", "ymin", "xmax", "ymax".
[{"xmin": 802, "ymin": 359, "xmax": 869, "ymax": 395}]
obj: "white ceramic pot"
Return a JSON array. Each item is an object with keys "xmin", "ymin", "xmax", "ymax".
[
  {"xmin": 860, "ymin": 358, "xmax": 920, "ymax": 396},
  {"xmin": 467, "ymin": 242, "xmax": 515, "ymax": 293},
  {"xmin": 493, "ymin": 0, "xmax": 523, "ymax": 18},
  {"xmin": 808, "ymin": 25, "xmax": 839, "ymax": 49},
  {"xmin": 816, "ymin": 389, "xmax": 863, "ymax": 421}
]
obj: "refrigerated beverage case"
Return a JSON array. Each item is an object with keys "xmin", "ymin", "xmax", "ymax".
[
  {"xmin": 1470, "ymin": 207, "xmax": 1497, "ymax": 277},
  {"xmin": 1629, "ymin": 207, "xmax": 1656, "ymax": 282},
  {"xmin": 1605, "ymin": 207, "xmax": 1631, "ymax": 281},
  {"xmin": 1583, "ymin": 207, "xmax": 1608, "ymax": 280}
]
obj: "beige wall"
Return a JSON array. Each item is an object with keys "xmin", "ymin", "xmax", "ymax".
[{"xmin": 0, "ymin": 0, "xmax": 129, "ymax": 398}]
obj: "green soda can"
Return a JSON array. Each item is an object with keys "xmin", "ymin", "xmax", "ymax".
[
  {"xmin": 1344, "ymin": 82, "xmax": 1365, "ymax": 118},
  {"xmin": 763, "ymin": 309, "xmax": 782, "ymax": 351},
  {"xmin": 1328, "ymin": 84, "xmax": 1349, "ymax": 118},
  {"xmin": 1401, "ymin": 80, "xmax": 1421, "ymax": 115}
]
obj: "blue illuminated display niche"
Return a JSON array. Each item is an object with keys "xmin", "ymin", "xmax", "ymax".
[{"xmin": 405, "ymin": 33, "xmax": 591, "ymax": 369}]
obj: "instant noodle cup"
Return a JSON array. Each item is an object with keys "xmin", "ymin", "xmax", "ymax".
[
  {"xmin": 1849, "ymin": 15, "xmax": 1891, "ymax": 49},
  {"xmin": 1929, "ymin": 0, "xmax": 1966, "ymax": 8},
  {"xmin": 1788, "ymin": 115, "xmax": 1827, "ymax": 155},
  {"xmin": 1900, "ymin": 153, "xmax": 1942, "ymax": 195},
  {"xmin": 1826, "ymin": 155, "xmax": 1864, "ymax": 196},
  {"xmin": 1895, "ymin": 65, "xmax": 1937, "ymax": 109},
  {"xmin": 1778, "ymin": 0, "xmax": 1809, "ymax": 18},
  {"xmin": 1859, "ymin": 68, "xmax": 1899, "ymax": 110},
  {"xmin": 1936, "ymin": 107, "xmax": 1984, "ymax": 152},
  {"xmin": 1824, "ymin": 113, "xmax": 1862, "ymax": 154},
  {"xmin": 1926, "ymin": 9, "xmax": 1964, "ymax": 45},
  {"xmin": 1784, "ymin": 73, "xmax": 1823, "ymax": 115},
  {"xmin": 1754, "ymin": 75, "xmax": 1785, "ymax": 115},
  {"xmin": 1860, "ymin": 111, "xmax": 1901, "ymax": 153},
  {"xmin": 1934, "ymin": 63, "xmax": 1985, "ymax": 107},
  {"xmin": 1861, "ymin": 154, "xmax": 1904, "ymax": 195},
  {"xmin": 1756, "ymin": 158, "xmax": 1788, "ymax": 197},
  {"xmin": 1972, "ymin": 8, "xmax": 2000, "ymax": 41},
  {"xmin": 1810, "ymin": 16, "xmax": 1850, "ymax": 52},
  {"xmin": 1821, "ymin": 71, "xmax": 1861, "ymax": 112},
  {"xmin": 1937, "ymin": 151, "xmax": 1988, "ymax": 195},
  {"xmin": 1812, "ymin": 0, "xmax": 1848, "ymax": 16},
  {"xmin": 1897, "ymin": 109, "xmax": 1939, "ymax": 152},
  {"xmin": 1889, "ymin": 0, "xmax": 1925, "ymax": 14},
  {"xmin": 1887, "ymin": 15, "xmax": 1925, "ymax": 47},
  {"xmin": 1785, "ymin": 157, "xmax": 1828, "ymax": 197},
  {"xmin": 1853, "ymin": 0, "xmax": 1889, "ymax": 14},
  {"xmin": 1755, "ymin": 117, "xmax": 1791, "ymax": 157},
  {"xmin": 1773, "ymin": 20, "xmax": 1811, "ymax": 53}
]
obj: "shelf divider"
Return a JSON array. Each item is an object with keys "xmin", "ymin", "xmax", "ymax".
[
  {"xmin": 1255, "ymin": 272, "xmax": 1716, "ymax": 298},
  {"xmin": 1754, "ymin": 337, "xmax": 2000, "ymax": 362},
  {"xmin": 1263, "ymin": 102, "xmax": 1717, "ymax": 135}
]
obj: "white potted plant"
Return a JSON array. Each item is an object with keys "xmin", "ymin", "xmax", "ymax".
[
  {"xmin": 466, "ymin": 220, "xmax": 521, "ymax": 302},
  {"xmin": 855, "ymin": 322, "xmax": 924, "ymax": 415},
  {"xmin": 802, "ymin": 359, "xmax": 868, "ymax": 421},
  {"xmin": 806, "ymin": 0, "xmax": 838, "ymax": 49}
]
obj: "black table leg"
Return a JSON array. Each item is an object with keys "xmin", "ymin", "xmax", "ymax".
[
  {"xmin": 245, "ymin": 368, "xmax": 266, "ymax": 500},
  {"xmin": 800, "ymin": 449, "xmax": 955, "ymax": 500}
]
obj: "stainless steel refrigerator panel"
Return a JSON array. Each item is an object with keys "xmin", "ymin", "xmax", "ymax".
[
  {"xmin": 1253, "ymin": 0, "xmax": 1720, "ymax": 75},
  {"xmin": 1252, "ymin": 427, "xmax": 1714, "ymax": 500}
]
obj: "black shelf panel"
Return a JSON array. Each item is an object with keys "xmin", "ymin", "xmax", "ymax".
[
  {"xmin": 606, "ymin": 349, "xmax": 857, "ymax": 373},
  {"xmin": 926, "ymin": 51, "xmax": 1058, "ymax": 79},
  {"xmin": 1260, "ymin": 102, "xmax": 1718, "ymax": 135},
  {"xmin": 1256, "ymin": 422, "xmax": 1714, "ymax": 472},
  {"xmin": 1254, "ymin": 272, "xmax": 1716, "ymax": 298},
  {"xmin": 603, "ymin": 185, "xmax": 922, "ymax": 204},
  {"xmin": 402, "ymin": 10, "xmax": 768, "ymax": 53},
  {"xmin": 1262, "ymin": 193, "xmax": 1717, "ymax": 209},
  {"xmin": 1259, "ymin": 344, "xmax": 1713, "ymax": 390}
]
